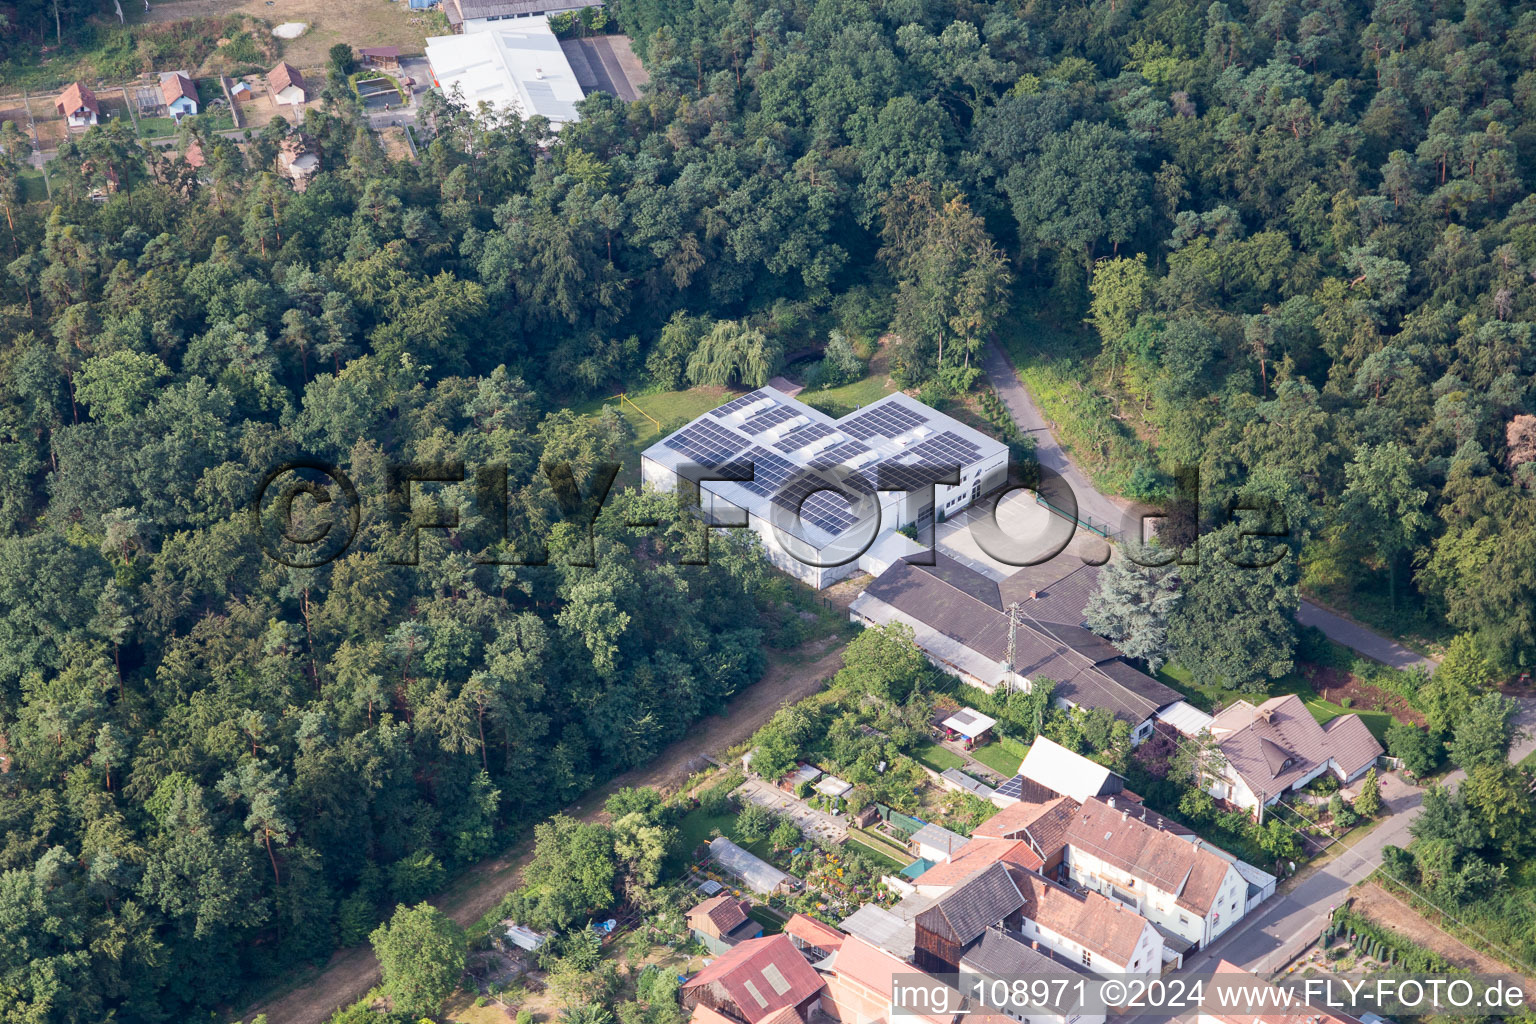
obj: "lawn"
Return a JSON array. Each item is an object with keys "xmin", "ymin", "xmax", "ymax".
[
  {"xmin": 969, "ymin": 741, "xmax": 1023, "ymax": 776},
  {"xmin": 798, "ymin": 372, "xmax": 895, "ymax": 418},
  {"xmin": 673, "ymin": 806, "xmax": 740, "ymax": 862},
  {"xmin": 843, "ymin": 834, "xmax": 908, "ymax": 872},
  {"xmin": 573, "ymin": 386, "xmax": 730, "ymax": 488},
  {"xmin": 136, "ymin": 116, "xmax": 180, "ymax": 139},
  {"xmin": 16, "ymin": 169, "xmax": 47, "ymax": 203},
  {"xmin": 909, "ymin": 741, "xmax": 965, "ymax": 774}
]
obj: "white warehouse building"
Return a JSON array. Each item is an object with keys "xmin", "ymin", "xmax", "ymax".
[
  {"xmin": 640, "ymin": 388, "xmax": 1009, "ymax": 589},
  {"xmin": 425, "ymin": 18, "xmax": 585, "ymax": 127}
]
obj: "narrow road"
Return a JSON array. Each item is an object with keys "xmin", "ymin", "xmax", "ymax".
[
  {"xmin": 239, "ymin": 636, "xmax": 851, "ymax": 1024},
  {"xmin": 979, "ymin": 342, "xmax": 1437, "ymax": 674},
  {"xmin": 1187, "ymin": 697, "xmax": 1536, "ymax": 977}
]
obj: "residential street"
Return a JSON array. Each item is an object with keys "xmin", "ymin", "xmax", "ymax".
[
  {"xmin": 976, "ymin": 339, "xmax": 1535, "ymax": 979},
  {"xmin": 979, "ymin": 342, "xmax": 1438, "ymax": 674}
]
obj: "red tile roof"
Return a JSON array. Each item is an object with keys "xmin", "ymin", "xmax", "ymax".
[
  {"xmin": 828, "ymin": 936, "xmax": 956, "ymax": 1024},
  {"xmin": 973, "ymin": 795, "xmax": 1079, "ymax": 861},
  {"xmin": 690, "ymin": 1005, "xmax": 740, "ymax": 1024},
  {"xmin": 683, "ymin": 935, "xmax": 824, "ymax": 1024},
  {"xmin": 782, "ymin": 913, "xmax": 844, "ymax": 952},
  {"xmin": 1008, "ymin": 868, "xmax": 1151, "ymax": 965},
  {"xmin": 268, "ymin": 62, "xmax": 306, "ymax": 95},
  {"xmin": 56, "ymin": 81, "xmax": 99, "ymax": 117},
  {"xmin": 912, "ymin": 838, "xmax": 1041, "ymax": 886},
  {"xmin": 688, "ymin": 894, "xmax": 751, "ymax": 935},
  {"xmin": 161, "ymin": 72, "xmax": 198, "ymax": 107},
  {"xmin": 1064, "ymin": 798, "xmax": 1234, "ymax": 916}
]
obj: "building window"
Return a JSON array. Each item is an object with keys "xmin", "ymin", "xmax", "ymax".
[
  {"xmin": 1131, "ymin": 959, "xmax": 1139, "ymax": 970},
  {"xmin": 1179, "ymin": 915, "xmax": 1189, "ymax": 925},
  {"xmin": 1081, "ymin": 951, "xmax": 1092, "ymax": 966}
]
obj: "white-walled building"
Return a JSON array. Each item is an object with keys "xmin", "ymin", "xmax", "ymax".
[
  {"xmin": 1062, "ymin": 797, "xmax": 1249, "ymax": 950},
  {"xmin": 1009, "ymin": 868, "xmax": 1169, "ymax": 974},
  {"xmin": 960, "ymin": 928, "xmax": 1104, "ymax": 1024},
  {"xmin": 1204, "ymin": 694, "xmax": 1384, "ymax": 817},
  {"xmin": 426, "ymin": 17, "xmax": 585, "ymax": 127},
  {"xmin": 641, "ymin": 388, "xmax": 1008, "ymax": 589}
]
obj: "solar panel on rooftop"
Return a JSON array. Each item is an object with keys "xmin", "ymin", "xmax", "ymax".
[{"xmin": 841, "ymin": 402, "xmax": 927, "ymax": 440}]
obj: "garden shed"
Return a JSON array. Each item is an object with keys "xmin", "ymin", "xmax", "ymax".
[{"xmin": 709, "ymin": 837, "xmax": 796, "ymax": 895}]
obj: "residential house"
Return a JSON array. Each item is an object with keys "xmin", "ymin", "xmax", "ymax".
[
  {"xmin": 359, "ymin": 45, "xmax": 403, "ymax": 69},
  {"xmin": 817, "ymin": 935, "xmax": 957, "ymax": 1024},
  {"xmin": 851, "ymin": 556, "xmax": 1181, "ymax": 743},
  {"xmin": 1009, "ymin": 868, "xmax": 1168, "ymax": 975},
  {"xmin": 682, "ymin": 934, "xmax": 826, "ymax": 1024},
  {"xmin": 911, "ymin": 823, "xmax": 969, "ymax": 863},
  {"xmin": 782, "ymin": 913, "xmax": 844, "ymax": 963},
  {"xmin": 970, "ymin": 796, "xmax": 1080, "ymax": 878},
  {"xmin": 56, "ymin": 82, "xmax": 100, "ymax": 126},
  {"xmin": 1062, "ymin": 797, "xmax": 1248, "ymax": 950},
  {"xmin": 160, "ymin": 72, "xmax": 199, "ymax": 116},
  {"xmin": 913, "ymin": 862, "xmax": 1027, "ymax": 972},
  {"xmin": 959, "ymin": 928, "xmax": 1104, "ymax": 1024},
  {"xmin": 1206, "ymin": 695, "xmax": 1384, "ymax": 817},
  {"xmin": 268, "ymin": 62, "xmax": 307, "ymax": 106},
  {"xmin": 687, "ymin": 895, "xmax": 764, "ymax": 955}
]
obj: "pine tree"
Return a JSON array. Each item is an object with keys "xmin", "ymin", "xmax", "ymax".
[
  {"xmin": 1084, "ymin": 557, "xmax": 1181, "ymax": 671},
  {"xmin": 1355, "ymin": 767, "xmax": 1382, "ymax": 816}
]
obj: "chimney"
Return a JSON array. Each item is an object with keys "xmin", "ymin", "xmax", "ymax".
[
  {"xmin": 1107, "ymin": 796, "xmax": 1116, "ymax": 809},
  {"xmin": 1029, "ymin": 590, "xmax": 1039, "ymax": 600},
  {"xmin": 1121, "ymin": 809, "xmax": 1129, "ymax": 822},
  {"xmin": 535, "ymin": 67, "xmax": 544, "ymax": 79}
]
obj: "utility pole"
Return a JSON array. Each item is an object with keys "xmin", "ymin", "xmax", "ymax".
[{"xmin": 1004, "ymin": 601, "xmax": 1022, "ymax": 693}]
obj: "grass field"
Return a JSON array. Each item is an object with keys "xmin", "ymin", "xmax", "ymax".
[
  {"xmin": 16, "ymin": 169, "xmax": 47, "ymax": 203},
  {"xmin": 909, "ymin": 741, "xmax": 965, "ymax": 774},
  {"xmin": 798, "ymin": 372, "xmax": 895, "ymax": 418},
  {"xmin": 136, "ymin": 116, "xmax": 180, "ymax": 139},
  {"xmin": 844, "ymin": 835, "xmax": 908, "ymax": 872},
  {"xmin": 573, "ymin": 386, "xmax": 730, "ymax": 488},
  {"xmin": 968, "ymin": 742, "xmax": 1023, "ymax": 776}
]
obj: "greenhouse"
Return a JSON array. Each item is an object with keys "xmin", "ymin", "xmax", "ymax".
[{"xmin": 709, "ymin": 837, "xmax": 797, "ymax": 895}]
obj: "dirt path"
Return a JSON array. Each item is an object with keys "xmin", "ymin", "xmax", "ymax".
[
  {"xmin": 1351, "ymin": 880, "xmax": 1535, "ymax": 986},
  {"xmin": 240, "ymin": 634, "xmax": 850, "ymax": 1024}
]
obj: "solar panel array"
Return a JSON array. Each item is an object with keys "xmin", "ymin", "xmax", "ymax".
[
  {"xmin": 772, "ymin": 421, "xmax": 835, "ymax": 453},
  {"xmin": 710, "ymin": 390, "xmax": 771, "ymax": 419},
  {"xmin": 661, "ymin": 419, "xmax": 742, "ymax": 467},
  {"xmin": 666, "ymin": 393, "xmax": 997, "ymax": 541},
  {"xmin": 771, "ymin": 474, "xmax": 871, "ymax": 537},
  {"xmin": 734, "ymin": 446, "xmax": 798, "ymax": 497},
  {"xmin": 739, "ymin": 404, "xmax": 798, "ymax": 435},
  {"xmin": 809, "ymin": 438, "xmax": 872, "ymax": 469},
  {"xmin": 904, "ymin": 431, "xmax": 983, "ymax": 466},
  {"xmin": 842, "ymin": 402, "xmax": 928, "ymax": 440}
]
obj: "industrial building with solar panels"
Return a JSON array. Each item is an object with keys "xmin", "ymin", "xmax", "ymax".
[{"xmin": 640, "ymin": 388, "xmax": 1009, "ymax": 588}]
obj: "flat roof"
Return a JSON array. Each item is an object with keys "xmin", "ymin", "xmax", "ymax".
[
  {"xmin": 425, "ymin": 18, "xmax": 584, "ymax": 124},
  {"xmin": 641, "ymin": 387, "xmax": 1007, "ymax": 551},
  {"xmin": 943, "ymin": 708, "xmax": 997, "ymax": 735}
]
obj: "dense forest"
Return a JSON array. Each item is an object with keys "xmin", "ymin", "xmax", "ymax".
[{"xmin": 4, "ymin": 0, "xmax": 1536, "ymax": 1015}]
